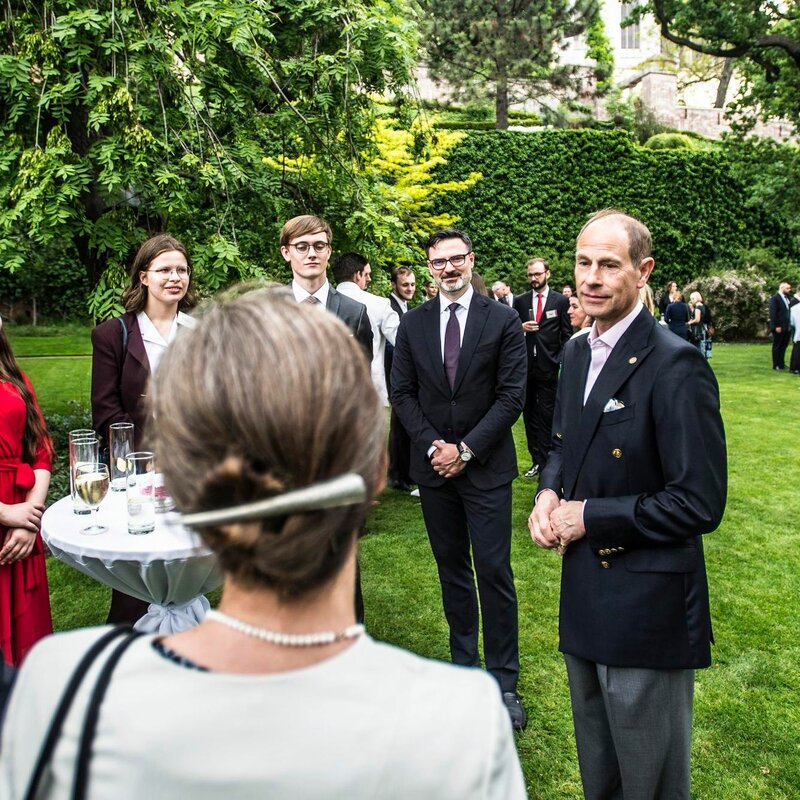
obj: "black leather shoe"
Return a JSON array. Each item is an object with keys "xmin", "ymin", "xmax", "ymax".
[
  {"xmin": 503, "ymin": 692, "xmax": 528, "ymax": 732},
  {"xmin": 524, "ymin": 464, "xmax": 540, "ymax": 478},
  {"xmin": 390, "ymin": 480, "xmax": 414, "ymax": 492}
]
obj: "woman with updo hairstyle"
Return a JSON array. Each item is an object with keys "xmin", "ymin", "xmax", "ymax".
[
  {"xmin": 91, "ymin": 233, "xmax": 196, "ymax": 624},
  {"xmin": 1, "ymin": 288, "xmax": 525, "ymax": 800}
]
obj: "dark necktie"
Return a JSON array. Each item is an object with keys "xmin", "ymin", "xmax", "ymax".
[{"xmin": 444, "ymin": 302, "xmax": 460, "ymax": 390}]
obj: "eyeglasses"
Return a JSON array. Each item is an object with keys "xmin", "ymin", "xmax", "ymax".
[
  {"xmin": 528, "ymin": 271, "xmax": 547, "ymax": 279},
  {"xmin": 428, "ymin": 252, "xmax": 472, "ymax": 271},
  {"xmin": 145, "ymin": 267, "xmax": 191, "ymax": 278},
  {"xmin": 290, "ymin": 241, "xmax": 330, "ymax": 255}
]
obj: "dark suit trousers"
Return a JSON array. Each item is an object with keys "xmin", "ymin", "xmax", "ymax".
[
  {"xmin": 387, "ymin": 407, "xmax": 412, "ymax": 486},
  {"xmin": 523, "ymin": 369, "xmax": 558, "ymax": 468},
  {"xmin": 790, "ymin": 340, "xmax": 800, "ymax": 373},
  {"xmin": 565, "ymin": 654, "xmax": 694, "ymax": 800},
  {"xmin": 772, "ymin": 329, "xmax": 791, "ymax": 368},
  {"xmin": 419, "ymin": 478, "xmax": 519, "ymax": 692}
]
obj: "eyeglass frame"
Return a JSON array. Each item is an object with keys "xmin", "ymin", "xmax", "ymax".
[
  {"xmin": 289, "ymin": 241, "xmax": 331, "ymax": 254},
  {"xmin": 143, "ymin": 266, "xmax": 192, "ymax": 278},
  {"xmin": 427, "ymin": 252, "xmax": 473, "ymax": 271}
]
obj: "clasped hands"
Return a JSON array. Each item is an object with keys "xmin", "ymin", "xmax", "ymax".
[
  {"xmin": 430, "ymin": 440, "xmax": 466, "ymax": 479},
  {"xmin": 0, "ymin": 501, "xmax": 44, "ymax": 564},
  {"xmin": 528, "ymin": 489, "xmax": 585, "ymax": 556}
]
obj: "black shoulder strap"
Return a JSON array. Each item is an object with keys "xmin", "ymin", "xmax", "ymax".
[
  {"xmin": 117, "ymin": 316, "xmax": 129, "ymax": 354},
  {"xmin": 22, "ymin": 627, "xmax": 138, "ymax": 800}
]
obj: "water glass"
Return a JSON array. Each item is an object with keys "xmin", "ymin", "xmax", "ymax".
[
  {"xmin": 69, "ymin": 433, "xmax": 99, "ymax": 515},
  {"xmin": 74, "ymin": 462, "xmax": 109, "ymax": 535},
  {"xmin": 126, "ymin": 451, "xmax": 156, "ymax": 535},
  {"xmin": 109, "ymin": 422, "xmax": 135, "ymax": 492}
]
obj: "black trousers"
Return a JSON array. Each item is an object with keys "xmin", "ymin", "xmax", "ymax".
[
  {"xmin": 523, "ymin": 370, "xmax": 558, "ymax": 469},
  {"xmin": 105, "ymin": 590, "xmax": 149, "ymax": 625},
  {"xmin": 772, "ymin": 329, "xmax": 791, "ymax": 368},
  {"xmin": 790, "ymin": 341, "xmax": 800, "ymax": 373},
  {"xmin": 387, "ymin": 407, "xmax": 412, "ymax": 487},
  {"xmin": 419, "ymin": 478, "xmax": 519, "ymax": 692}
]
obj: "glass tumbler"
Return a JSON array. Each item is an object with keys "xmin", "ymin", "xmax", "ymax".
[
  {"xmin": 126, "ymin": 451, "xmax": 156, "ymax": 535},
  {"xmin": 109, "ymin": 422, "xmax": 135, "ymax": 492}
]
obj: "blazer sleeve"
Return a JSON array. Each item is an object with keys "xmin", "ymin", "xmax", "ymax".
[
  {"xmin": 462, "ymin": 311, "xmax": 527, "ymax": 459},
  {"xmin": 355, "ymin": 307, "xmax": 373, "ymax": 361},
  {"xmin": 557, "ymin": 294, "xmax": 572, "ymax": 357},
  {"xmin": 91, "ymin": 320, "xmax": 134, "ymax": 444},
  {"xmin": 583, "ymin": 346, "xmax": 727, "ymax": 551},
  {"xmin": 390, "ymin": 317, "xmax": 442, "ymax": 452},
  {"xmin": 768, "ymin": 294, "xmax": 781, "ymax": 330}
]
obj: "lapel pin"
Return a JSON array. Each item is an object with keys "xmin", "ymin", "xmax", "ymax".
[{"xmin": 628, "ymin": 356, "xmax": 637, "ymax": 364}]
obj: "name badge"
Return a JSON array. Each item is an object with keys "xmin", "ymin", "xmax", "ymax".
[{"xmin": 546, "ymin": 309, "xmax": 558, "ymax": 319}]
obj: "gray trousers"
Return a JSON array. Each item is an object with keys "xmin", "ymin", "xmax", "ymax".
[{"xmin": 564, "ymin": 654, "xmax": 695, "ymax": 800}]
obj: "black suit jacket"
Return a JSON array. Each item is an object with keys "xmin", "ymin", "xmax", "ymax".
[
  {"xmin": 539, "ymin": 308, "xmax": 727, "ymax": 669},
  {"xmin": 391, "ymin": 293, "xmax": 526, "ymax": 490},
  {"xmin": 91, "ymin": 313, "xmax": 150, "ymax": 449},
  {"xmin": 513, "ymin": 289, "xmax": 571, "ymax": 375},
  {"xmin": 325, "ymin": 285, "xmax": 373, "ymax": 360},
  {"xmin": 385, "ymin": 295, "xmax": 406, "ymax": 388},
  {"xmin": 768, "ymin": 292, "xmax": 791, "ymax": 332}
]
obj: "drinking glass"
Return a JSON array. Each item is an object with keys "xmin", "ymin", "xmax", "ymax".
[
  {"xmin": 126, "ymin": 451, "xmax": 156, "ymax": 535},
  {"xmin": 109, "ymin": 422, "xmax": 135, "ymax": 492},
  {"xmin": 74, "ymin": 462, "xmax": 110, "ymax": 535},
  {"xmin": 69, "ymin": 435, "xmax": 99, "ymax": 515}
]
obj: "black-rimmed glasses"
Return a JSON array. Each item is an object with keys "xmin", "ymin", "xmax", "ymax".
[{"xmin": 428, "ymin": 252, "xmax": 472, "ymax": 271}]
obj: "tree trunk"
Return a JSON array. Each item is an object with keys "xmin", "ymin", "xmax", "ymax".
[
  {"xmin": 495, "ymin": 69, "xmax": 509, "ymax": 130},
  {"xmin": 715, "ymin": 58, "xmax": 734, "ymax": 108}
]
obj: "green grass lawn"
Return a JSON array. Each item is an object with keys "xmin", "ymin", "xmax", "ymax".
[{"xmin": 9, "ymin": 328, "xmax": 799, "ymax": 799}]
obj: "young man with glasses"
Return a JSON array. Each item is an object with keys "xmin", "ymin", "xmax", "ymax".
[
  {"xmin": 513, "ymin": 258, "xmax": 571, "ymax": 478},
  {"xmin": 280, "ymin": 215, "xmax": 372, "ymax": 360},
  {"xmin": 391, "ymin": 228, "xmax": 529, "ymax": 731}
]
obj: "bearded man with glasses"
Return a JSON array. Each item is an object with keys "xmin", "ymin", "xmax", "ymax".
[
  {"xmin": 391, "ymin": 228, "xmax": 529, "ymax": 731},
  {"xmin": 280, "ymin": 215, "xmax": 372, "ymax": 361},
  {"xmin": 513, "ymin": 258, "xmax": 571, "ymax": 479}
]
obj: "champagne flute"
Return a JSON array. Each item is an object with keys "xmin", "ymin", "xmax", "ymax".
[{"xmin": 75, "ymin": 462, "xmax": 110, "ymax": 535}]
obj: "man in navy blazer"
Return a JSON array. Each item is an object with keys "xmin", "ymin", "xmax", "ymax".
[
  {"xmin": 513, "ymin": 259, "xmax": 571, "ymax": 478},
  {"xmin": 530, "ymin": 209, "xmax": 727, "ymax": 798},
  {"xmin": 391, "ymin": 228, "xmax": 528, "ymax": 730}
]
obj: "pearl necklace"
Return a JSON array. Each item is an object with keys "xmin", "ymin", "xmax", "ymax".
[{"xmin": 206, "ymin": 609, "xmax": 364, "ymax": 647}]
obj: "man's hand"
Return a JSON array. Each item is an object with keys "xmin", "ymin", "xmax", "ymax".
[
  {"xmin": 431, "ymin": 440, "xmax": 466, "ymax": 478},
  {"xmin": 775, "ymin": 326, "xmax": 783, "ymax": 334},
  {"xmin": 0, "ymin": 527, "xmax": 37, "ymax": 564},
  {"xmin": 529, "ymin": 489, "xmax": 560, "ymax": 549},
  {"xmin": 549, "ymin": 500, "xmax": 587, "ymax": 550},
  {"xmin": 521, "ymin": 320, "xmax": 539, "ymax": 334},
  {"xmin": 0, "ymin": 501, "xmax": 44, "ymax": 532}
]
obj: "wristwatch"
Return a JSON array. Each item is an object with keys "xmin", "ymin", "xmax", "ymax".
[{"xmin": 457, "ymin": 442, "xmax": 473, "ymax": 463}]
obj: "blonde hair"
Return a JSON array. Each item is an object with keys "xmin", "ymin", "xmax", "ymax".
[
  {"xmin": 639, "ymin": 284, "xmax": 656, "ymax": 315},
  {"xmin": 279, "ymin": 215, "xmax": 332, "ymax": 249},
  {"xmin": 689, "ymin": 291, "xmax": 703, "ymax": 305},
  {"xmin": 150, "ymin": 286, "xmax": 384, "ymax": 600}
]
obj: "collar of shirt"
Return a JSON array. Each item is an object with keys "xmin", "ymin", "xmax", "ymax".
[
  {"xmin": 534, "ymin": 285, "xmax": 550, "ymax": 303},
  {"xmin": 390, "ymin": 292, "xmax": 408, "ymax": 313},
  {"xmin": 137, "ymin": 311, "xmax": 186, "ymax": 347},
  {"xmin": 292, "ymin": 279, "xmax": 329, "ymax": 307},
  {"xmin": 439, "ymin": 283, "xmax": 474, "ymax": 316},
  {"xmin": 587, "ymin": 301, "xmax": 644, "ymax": 353}
]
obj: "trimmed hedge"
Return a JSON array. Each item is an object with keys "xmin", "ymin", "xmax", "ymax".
[{"xmin": 431, "ymin": 130, "xmax": 795, "ymax": 295}]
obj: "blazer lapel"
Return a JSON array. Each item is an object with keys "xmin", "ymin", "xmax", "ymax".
[
  {"xmin": 325, "ymin": 287, "xmax": 341, "ymax": 316},
  {"xmin": 125, "ymin": 315, "xmax": 150, "ymax": 374},
  {"xmin": 421, "ymin": 299, "xmax": 445, "ymax": 388},
  {"xmin": 452, "ymin": 295, "xmax": 489, "ymax": 395},
  {"xmin": 564, "ymin": 310, "xmax": 656, "ymax": 498}
]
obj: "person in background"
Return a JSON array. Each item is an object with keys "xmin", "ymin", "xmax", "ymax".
[
  {"xmin": 789, "ymin": 297, "xmax": 800, "ymax": 375},
  {"xmin": 639, "ymin": 283, "xmax": 656, "ymax": 316},
  {"xmin": 658, "ymin": 280, "xmax": 677, "ymax": 318},
  {"xmin": 386, "ymin": 268, "xmax": 416, "ymax": 493},
  {"xmin": 423, "ymin": 279, "xmax": 439, "ymax": 300},
  {"xmin": 0, "ymin": 318, "xmax": 52, "ymax": 668},
  {"xmin": 561, "ymin": 284, "xmax": 573, "ymax": 298},
  {"xmin": 567, "ymin": 295, "xmax": 591, "ymax": 338},
  {"xmin": 687, "ymin": 290, "xmax": 708, "ymax": 355},
  {"xmin": 91, "ymin": 233, "xmax": 196, "ymax": 625},
  {"xmin": 1, "ymin": 288, "xmax": 526, "ymax": 800},
  {"xmin": 768, "ymin": 281, "xmax": 793, "ymax": 370},
  {"xmin": 665, "ymin": 290, "xmax": 691, "ymax": 340},
  {"xmin": 470, "ymin": 271, "xmax": 491, "ymax": 297},
  {"xmin": 492, "ymin": 281, "xmax": 514, "ymax": 307}
]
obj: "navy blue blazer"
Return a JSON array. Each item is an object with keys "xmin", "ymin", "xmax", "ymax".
[
  {"xmin": 539, "ymin": 308, "xmax": 727, "ymax": 669},
  {"xmin": 391, "ymin": 293, "xmax": 526, "ymax": 490}
]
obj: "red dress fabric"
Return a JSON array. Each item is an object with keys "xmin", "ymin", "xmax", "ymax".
[{"xmin": 0, "ymin": 376, "xmax": 53, "ymax": 666}]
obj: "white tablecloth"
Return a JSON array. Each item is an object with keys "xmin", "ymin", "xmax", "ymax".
[{"xmin": 42, "ymin": 493, "xmax": 223, "ymax": 634}]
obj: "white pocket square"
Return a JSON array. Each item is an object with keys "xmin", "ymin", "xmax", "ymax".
[{"xmin": 603, "ymin": 398, "xmax": 626, "ymax": 413}]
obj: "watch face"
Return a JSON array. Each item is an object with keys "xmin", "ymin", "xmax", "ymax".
[{"xmin": 459, "ymin": 449, "xmax": 472, "ymax": 462}]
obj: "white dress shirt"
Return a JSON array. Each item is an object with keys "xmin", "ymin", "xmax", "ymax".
[
  {"xmin": 438, "ymin": 285, "xmax": 474, "ymax": 359},
  {"xmin": 292, "ymin": 279, "xmax": 330, "ymax": 307},
  {"xmin": 137, "ymin": 311, "xmax": 195, "ymax": 374},
  {"xmin": 583, "ymin": 302, "xmax": 644, "ymax": 405},
  {"xmin": 337, "ymin": 281, "xmax": 400, "ymax": 405},
  {"xmin": 390, "ymin": 293, "xmax": 408, "ymax": 314}
]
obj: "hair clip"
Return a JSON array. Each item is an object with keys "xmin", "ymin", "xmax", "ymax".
[{"xmin": 169, "ymin": 473, "xmax": 367, "ymax": 528}]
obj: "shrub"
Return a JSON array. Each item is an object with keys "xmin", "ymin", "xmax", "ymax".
[
  {"xmin": 683, "ymin": 270, "xmax": 769, "ymax": 341},
  {"xmin": 44, "ymin": 402, "xmax": 93, "ymax": 503},
  {"xmin": 644, "ymin": 133, "xmax": 698, "ymax": 150}
]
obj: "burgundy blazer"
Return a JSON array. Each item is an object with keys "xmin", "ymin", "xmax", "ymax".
[{"xmin": 91, "ymin": 313, "xmax": 151, "ymax": 450}]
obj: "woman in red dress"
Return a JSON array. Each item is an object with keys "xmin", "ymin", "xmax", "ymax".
[{"xmin": 0, "ymin": 320, "xmax": 53, "ymax": 666}]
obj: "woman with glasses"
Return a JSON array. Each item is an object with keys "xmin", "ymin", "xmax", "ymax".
[
  {"xmin": 2, "ymin": 288, "xmax": 526, "ymax": 799},
  {"xmin": 90, "ymin": 233, "xmax": 196, "ymax": 623}
]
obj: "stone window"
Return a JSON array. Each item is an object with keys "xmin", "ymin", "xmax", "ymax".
[{"xmin": 620, "ymin": 2, "xmax": 641, "ymax": 49}]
